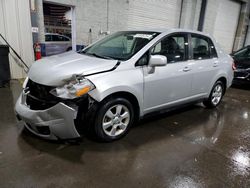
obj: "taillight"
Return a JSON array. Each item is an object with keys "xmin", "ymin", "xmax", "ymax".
[{"xmin": 232, "ymin": 61, "xmax": 236, "ymax": 71}]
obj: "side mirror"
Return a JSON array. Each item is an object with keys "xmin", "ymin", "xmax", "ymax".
[{"xmin": 149, "ymin": 55, "xmax": 167, "ymax": 67}]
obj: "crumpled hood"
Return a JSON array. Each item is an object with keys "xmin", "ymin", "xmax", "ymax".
[{"xmin": 28, "ymin": 51, "xmax": 118, "ymax": 86}]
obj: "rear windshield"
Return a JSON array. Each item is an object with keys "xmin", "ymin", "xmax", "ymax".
[{"xmin": 233, "ymin": 47, "xmax": 250, "ymax": 60}]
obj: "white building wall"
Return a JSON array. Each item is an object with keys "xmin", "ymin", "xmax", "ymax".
[
  {"xmin": 0, "ymin": 0, "xmax": 34, "ymax": 79},
  {"xmin": 108, "ymin": 0, "xmax": 129, "ymax": 33},
  {"xmin": 37, "ymin": 0, "xmax": 129, "ymax": 46},
  {"xmin": 38, "ymin": 0, "xmax": 183, "ymax": 46}
]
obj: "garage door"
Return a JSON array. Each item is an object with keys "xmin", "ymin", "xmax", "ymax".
[
  {"xmin": 203, "ymin": 0, "xmax": 241, "ymax": 53},
  {"xmin": 127, "ymin": 0, "xmax": 182, "ymax": 29}
]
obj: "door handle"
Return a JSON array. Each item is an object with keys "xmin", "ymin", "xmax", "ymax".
[
  {"xmin": 183, "ymin": 67, "xmax": 191, "ymax": 72},
  {"xmin": 213, "ymin": 62, "xmax": 219, "ymax": 67}
]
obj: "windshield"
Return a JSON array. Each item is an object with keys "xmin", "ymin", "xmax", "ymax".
[{"xmin": 81, "ymin": 31, "xmax": 159, "ymax": 60}]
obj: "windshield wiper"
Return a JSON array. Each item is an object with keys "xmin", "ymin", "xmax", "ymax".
[{"xmin": 86, "ymin": 52, "xmax": 114, "ymax": 60}]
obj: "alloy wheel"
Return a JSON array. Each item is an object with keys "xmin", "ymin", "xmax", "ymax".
[
  {"xmin": 211, "ymin": 84, "xmax": 223, "ymax": 106},
  {"xmin": 102, "ymin": 104, "xmax": 130, "ymax": 137}
]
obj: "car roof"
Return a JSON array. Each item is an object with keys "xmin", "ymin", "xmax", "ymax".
[
  {"xmin": 45, "ymin": 33, "xmax": 60, "ymax": 35},
  {"xmin": 45, "ymin": 33, "xmax": 71, "ymax": 39},
  {"xmin": 45, "ymin": 33, "xmax": 69, "ymax": 37},
  {"xmin": 121, "ymin": 28, "xmax": 211, "ymax": 37}
]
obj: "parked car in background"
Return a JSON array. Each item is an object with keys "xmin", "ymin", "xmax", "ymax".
[
  {"xmin": 44, "ymin": 33, "xmax": 72, "ymax": 56},
  {"xmin": 15, "ymin": 29, "xmax": 234, "ymax": 142},
  {"xmin": 231, "ymin": 45, "xmax": 250, "ymax": 84}
]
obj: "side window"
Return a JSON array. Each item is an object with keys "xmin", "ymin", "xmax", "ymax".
[
  {"xmin": 136, "ymin": 51, "xmax": 149, "ymax": 66},
  {"xmin": 52, "ymin": 35, "xmax": 64, "ymax": 41},
  {"xmin": 191, "ymin": 35, "xmax": 217, "ymax": 60},
  {"xmin": 45, "ymin": 35, "xmax": 52, "ymax": 42},
  {"xmin": 151, "ymin": 35, "xmax": 186, "ymax": 63},
  {"xmin": 63, "ymin": 37, "xmax": 70, "ymax": 41}
]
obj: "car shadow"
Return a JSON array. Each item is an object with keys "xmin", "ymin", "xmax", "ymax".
[
  {"xmin": 231, "ymin": 83, "xmax": 250, "ymax": 90},
  {"xmin": 18, "ymin": 103, "xmax": 225, "ymax": 164}
]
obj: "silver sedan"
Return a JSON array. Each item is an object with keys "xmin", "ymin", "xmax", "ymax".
[{"xmin": 15, "ymin": 29, "xmax": 234, "ymax": 142}]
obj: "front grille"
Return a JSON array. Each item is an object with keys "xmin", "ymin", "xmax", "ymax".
[
  {"xmin": 26, "ymin": 79, "xmax": 56, "ymax": 100},
  {"xmin": 26, "ymin": 94, "xmax": 58, "ymax": 110},
  {"xmin": 26, "ymin": 79, "xmax": 60, "ymax": 110}
]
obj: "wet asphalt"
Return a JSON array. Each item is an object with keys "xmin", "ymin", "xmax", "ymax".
[{"xmin": 0, "ymin": 81, "xmax": 249, "ymax": 188}]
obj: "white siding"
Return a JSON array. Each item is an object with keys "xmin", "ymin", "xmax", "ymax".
[
  {"xmin": 0, "ymin": 0, "xmax": 34, "ymax": 79},
  {"xmin": 204, "ymin": 0, "xmax": 241, "ymax": 53},
  {"xmin": 180, "ymin": 0, "xmax": 202, "ymax": 30},
  {"xmin": 127, "ymin": 0, "xmax": 182, "ymax": 29}
]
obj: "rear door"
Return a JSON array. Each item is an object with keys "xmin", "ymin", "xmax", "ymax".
[
  {"xmin": 190, "ymin": 34, "xmax": 219, "ymax": 96},
  {"xmin": 143, "ymin": 33, "xmax": 193, "ymax": 113}
]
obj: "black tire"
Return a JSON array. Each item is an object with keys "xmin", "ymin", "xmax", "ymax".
[
  {"xmin": 86, "ymin": 97, "xmax": 135, "ymax": 142},
  {"xmin": 203, "ymin": 80, "xmax": 225, "ymax": 108}
]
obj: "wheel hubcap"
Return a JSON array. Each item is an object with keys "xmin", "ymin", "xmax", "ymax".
[
  {"xmin": 102, "ymin": 104, "xmax": 130, "ymax": 137},
  {"xmin": 211, "ymin": 84, "xmax": 223, "ymax": 106}
]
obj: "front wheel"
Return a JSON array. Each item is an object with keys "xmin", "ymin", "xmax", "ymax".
[
  {"xmin": 203, "ymin": 80, "xmax": 225, "ymax": 108},
  {"xmin": 93, "ymin": 98, "xmax": 134, "ymax": 142}
]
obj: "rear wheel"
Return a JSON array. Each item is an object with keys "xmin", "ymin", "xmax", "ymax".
[
  {"xmin": 88, "ymin": 97, "xmax": 135, "ymax": 142},
  {"xmin": 203, "ymin": 80, "xmax": 225, "ymax": 108}
]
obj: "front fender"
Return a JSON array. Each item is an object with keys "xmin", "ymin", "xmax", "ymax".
[
  {"xmin": 89, "ymin": 86, "xmax": 144, "ymax": 116},
  {"xmin": 87, "ymin": 67, "xmax": 144, "ymax": 116}
]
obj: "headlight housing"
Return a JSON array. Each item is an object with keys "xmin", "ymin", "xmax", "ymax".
[{"xmin": 50, "ymin": 78, "xmax": 95, "ymax": 99}]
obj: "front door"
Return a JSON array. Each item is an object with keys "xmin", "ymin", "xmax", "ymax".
[{"xmin": 143, "ymin": 33, "xmax": 193, "ymax": 113}]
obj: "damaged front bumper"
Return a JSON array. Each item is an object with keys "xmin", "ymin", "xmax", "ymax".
[{"xmin": 15, "ymin": 90, "xmax": 81, "ymax": 140}]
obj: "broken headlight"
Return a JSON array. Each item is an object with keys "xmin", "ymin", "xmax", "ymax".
[{"xmin": 50, "ymin": 78, "xmax": 95, "ymax": 99}]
